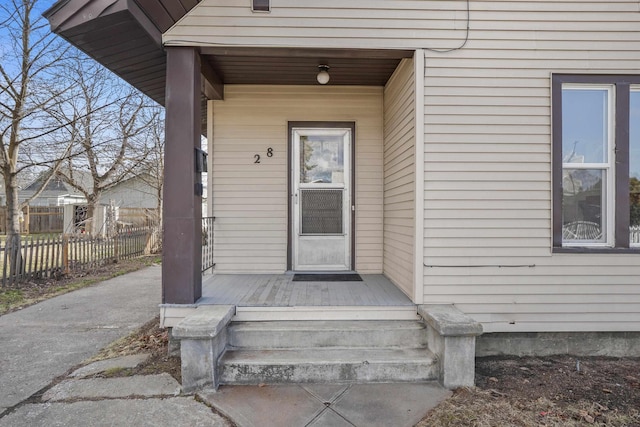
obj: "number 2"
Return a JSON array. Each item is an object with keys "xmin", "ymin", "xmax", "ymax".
[{"xmin": 254, "ymin": 154, "xmax": 260, "ymax": 163}]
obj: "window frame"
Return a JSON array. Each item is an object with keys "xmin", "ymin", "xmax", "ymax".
[
  {"xmin": 630, "ymin": 86, "xmax": 640, "ymax": 248},
  {"xmin": 552, "ymin": 74, "xmax": 640, "ymax": 253},
  {"xmin": 560, "ymin": 84, "xmax": 614, "ymax": 247}
]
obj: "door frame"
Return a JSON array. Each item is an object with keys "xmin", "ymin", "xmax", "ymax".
[{"xmin": 287, "ymin": 121, "xmax": 356, "ymax": 271}]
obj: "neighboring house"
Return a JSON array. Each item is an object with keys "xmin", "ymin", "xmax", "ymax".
[
  {"xmin": 20, "ymin": 174, "xmax": 86, "ymax": 206},
  {"xmin": 23, "ymin": 169, "xmax": 159, "ymax": 210},
  {"xmin": 62, "ymin": 172, "xmax": 160, "ymax": 233},
  {"xmin": 45, "ymin": 0, "xmax": 640, "ymax": 390},
  {"xmin": 22, "ymin": 170, "xmax": 159, "ymax": 232},
  {"xmin": 99, "ymin": 173, "xmax": 159, "ymax": 210}
]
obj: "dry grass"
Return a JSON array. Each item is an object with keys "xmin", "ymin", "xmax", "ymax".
[
  {"xmin": 86, "ymin": 315, "xmax": 181, "ymax": 383},
  {"xmin": 419, "ymin": 387, "xmax": 640, "ymax": 427}
]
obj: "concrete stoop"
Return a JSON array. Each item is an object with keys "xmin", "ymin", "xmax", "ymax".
[
  {"xmin": 173, "ymin": 304, "xmax": 482, "ymax": 393},
  {"xmin": 221, "ymin": 320, "xmax": 439, "ymax": 384}
]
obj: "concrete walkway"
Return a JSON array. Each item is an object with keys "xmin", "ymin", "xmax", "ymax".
[
  {"xmin": 0, "ymin": 265, "xmax": 162, "ymax": 413},
  {"xmin": 200, "ymin": 382, "xmax": 450, "ymax": 427}
]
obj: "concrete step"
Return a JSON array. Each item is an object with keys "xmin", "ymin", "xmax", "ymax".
[
  {"xmin": 228, "ymin": 320, "xmax": 428, "ymax": 349},
  {"xmin": 219, "ymin": 348, "xmax": 438, "ymax": 385}
]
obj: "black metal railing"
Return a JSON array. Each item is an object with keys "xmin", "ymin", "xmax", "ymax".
[{"xmin": 202, "ymin": 216, "xmax": 215, "ymax": 273}]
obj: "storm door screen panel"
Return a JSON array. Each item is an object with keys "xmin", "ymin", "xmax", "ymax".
[
  {"xmin": 293, "ymin": 128, "xmax": 351, "ymax": 271},
  {"xmin": 301, "ymin": 189, "xmax": 343, "ymax": 234}
]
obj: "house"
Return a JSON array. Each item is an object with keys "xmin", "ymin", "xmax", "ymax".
[
  {"xmin": 21, "ymin": 170, "xmax": 159, "ymax": 232},
  {"xmin": 99, "ymin": 173, "xmax": 159, "ymax": 210},
  {"xmin": 19, "ymin": 173, "xmax": 86, "ymax": 207},
  {"xmin": 45, "ymin": 0, "xmax": 640, "ymax": 391}
]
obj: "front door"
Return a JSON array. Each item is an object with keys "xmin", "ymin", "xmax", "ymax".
[{"xmin": 291, "ymin": 126, "xmax": 352, "ymax": 271}]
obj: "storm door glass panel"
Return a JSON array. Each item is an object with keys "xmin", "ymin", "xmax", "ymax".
[
  {"xmin": 299, "ymin": 135, "xmax": 345, "ymax": 184},
  {"xmin": 561, "ymin": 86, "xmax": 612, "ymax": 245},
  {"xmin": 630, "ymin": 89, "xmax": 640, "ymax": 245},
  {"xmin": 300, "ymin": 189, "xmax": 343, "ymax": 234}
]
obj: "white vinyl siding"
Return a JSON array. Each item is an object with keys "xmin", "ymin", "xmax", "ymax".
[
  {"xmin": 422, "ymin": 1, "xmax": 640, "ymax": 333},
  {"xmin": 99, "ymin": 176, "xmax": 159, "ymax": 210},
  {"xmin": 211, "ymin": 86, "xmax": 383, "ymax": 273},
  {"xmin": 383, "ymin": 58, "xmax": 415, "ymax": 298},
  {"xmin": 163, "ymin": 0, "xmax": 467, "ymax": 50}
]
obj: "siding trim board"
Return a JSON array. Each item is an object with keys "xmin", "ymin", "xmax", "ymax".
[
  {"xmin": 383, "ymin": 57, "xmax": 416, "ymax": 298},
  {"xmin": 414, "ymin": 50, "xmax": 425, "ymax": 304}
]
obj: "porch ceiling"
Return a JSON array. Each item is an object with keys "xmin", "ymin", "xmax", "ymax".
[{"xmin": 202, "ymin": 47, "xmax": 414, "ymax": 86}]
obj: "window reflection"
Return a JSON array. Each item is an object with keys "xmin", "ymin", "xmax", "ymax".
[
  {"xmin": 562, "ymin": 89, "xmax": 608, "ymax": 164},
  {"xmin": 562, "ymin": 169, "xmax": 604, "ymax": 242},
  {"xmin": 299, "ymin": 135, "xmax": 344, "ymax": 184}
]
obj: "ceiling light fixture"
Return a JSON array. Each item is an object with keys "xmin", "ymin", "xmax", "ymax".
[{"xmin": 316, "ymin": 65, "xmax": 330, "ymax": 85}]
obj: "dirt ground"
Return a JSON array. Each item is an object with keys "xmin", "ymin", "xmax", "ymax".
[
  {"xmin": 89, "ymin": 316, "xmax": 181, "ymax": 383},
  {"xmin": 420, "ymin": 356, "xmax": 640, "ymax": 426},
  {"xmin": 476, "ymin": 356, "xmax": 640, "ymax": 414}
]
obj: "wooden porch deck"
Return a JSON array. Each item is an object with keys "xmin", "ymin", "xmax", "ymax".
[
  {"xmin": 194, "ymin": 273, "xmax": 416, "ymax": 321},
  {"xmin": 200, "ymin": 273, "xmax": 414, "ymax": 307}
]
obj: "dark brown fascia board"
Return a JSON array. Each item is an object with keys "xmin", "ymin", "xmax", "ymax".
[
  {"xmin": 45, "ymin": 0, "xmax": 162, "ymax": 47},
  {"xmin": 44, "ymin": 0, "xmax": 118, "ymax": 32},
  {"xmin": 200, "ymin": 46, "xmax": 415, "ymax": 60},
  {"xmin": 158, "ymin": 0, "xmax": 188, "ymax": 24},
  {"xmin": 127, "ymin": 0, "xmax": 163, "ymax": 48},
  {"xmin": 134, "ymin": 0, "xmax": 175, "ymax": 33},
  {"xmin": 45, "ymin": 0, "xmax": 127, "ymax": 33},
  {"xmin": 201, "ymin": 59, "xmax": 224, "ymax": 100}
]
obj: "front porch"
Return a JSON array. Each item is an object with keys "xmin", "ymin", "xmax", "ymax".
[
  {"xmin": 165, "ymin": 272, "xmax": 481, "ymax": 392},
  {"xmin": 162, "ymin": 273, "xmax": 417, "ymax": 327}
]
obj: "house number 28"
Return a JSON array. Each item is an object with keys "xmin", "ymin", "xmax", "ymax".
[{"xmin": 254, "ymin": 147, "xmax": 274, "ymax": 163}]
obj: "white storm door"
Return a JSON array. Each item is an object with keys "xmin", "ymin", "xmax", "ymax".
[{"xmin": 292, "ymin": 128, "xmax": 351, "ymax": 271}]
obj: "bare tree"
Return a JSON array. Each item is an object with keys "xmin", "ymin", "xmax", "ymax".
[
  {"xmin": 138, "ymin": 107, "xmax": 164, "ymax": 223},
  {"xmin": 51, "ymin": 60, "xmax": 158, "ymax": 236},
  {"xmin": 0, "ymin": 0, "xmax": 71, "ymax": 274},
  {"xmin": 134, "ymin": 107, "xmax": 164, "ymax": 249}
]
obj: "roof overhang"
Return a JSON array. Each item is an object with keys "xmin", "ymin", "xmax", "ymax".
[
  {"xmin": 44, "ymin": 0, "xmax": 414, "ymax": 125},
  {"xmin": 44, "ymin": 0, "xmax": 172, "ymax": 106}
]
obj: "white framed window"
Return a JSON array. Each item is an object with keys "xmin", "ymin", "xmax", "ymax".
[
  {"xmin": 552, "ymin": 75, "xmax": 640, "ymax": 251},
  {"xmin": 560, "ymin": 85, "xmax": 614, "ymax": 246}
]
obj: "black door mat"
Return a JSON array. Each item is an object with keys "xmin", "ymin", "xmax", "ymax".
[{"xmin": 292, "ymin": 273, "xmax": 363, "ymax": 282}]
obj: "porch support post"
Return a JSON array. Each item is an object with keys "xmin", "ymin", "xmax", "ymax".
[{"xmin": 163, "ymin": 47, "xmax": 202, "ymax": 304}]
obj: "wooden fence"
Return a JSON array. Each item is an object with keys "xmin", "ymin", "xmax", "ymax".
[
  {"xmin": 0, "ymin": 206, "xmax": 160, "ymax": 234},
  {"xmin": 118, "ymin": 208, "xmax": 160, "ymax": 227},
  {"xmin": 0, "ymin": 206, "xmax": 64, "ymax": 234},
  {"xmin": 1, "ymin": 226, "xmax": 159, "ymax": 286}
]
